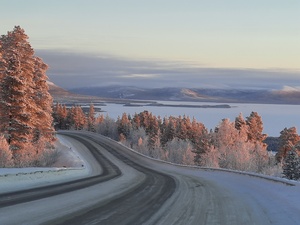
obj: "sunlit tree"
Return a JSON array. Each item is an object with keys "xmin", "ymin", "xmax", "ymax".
[
  {"xmin": 0, "ymin": 26, "xmax": 54, "ymax": 164},
  {"xmin": 276, "ymin": 127, "xmax": 300, "ymax": 162}
]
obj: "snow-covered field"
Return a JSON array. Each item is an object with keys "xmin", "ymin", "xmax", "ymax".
[{"xmin": 0, "ymin": 135, "xmax": 90, "ymax": 194}]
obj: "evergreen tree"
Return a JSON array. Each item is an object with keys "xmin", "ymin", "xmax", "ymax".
[
  {"xmin": 0, "ymin": 26, "xmax": 36, "ymax": 152},
  {"xmin": 283, "ymin": 149, "xmax": 300, "ymax": 180},
  {"xmin": 87, "ymin": 103, "xmax": 96, "ymax": 131},
  {"xmin": 53, "ymin": 103, "xmax": 67, "ymax": 130},
  {"xmin": 67, "ymin": 106, "xmax": 86, "ymax": 130},
  {"xmin": 161, "ymin": 117, "xmax": 176, "ymax": 146},
  {"xmin": 0, "ymin": 26, "xmax": 54, "ymax": 163},
  {"xmin": 147, "ymin": 115, "xmax": 161, "ymax": 151},
  {"xmin": 276, "ymin": 127, "xmax": 300, "ymax": 162},
  {"xmin": 32, "ymin": 57, "xmax": 54, "ymax": 145},
  {"xmin": 246, "ymin": 112, "xmax": 267, "ymax": 143},
  {"xmin": 117, "ymin": 113, "xmax": 131, "ymax": 139},
  {"xmin": 132, "ymin": 113, "xmax": 141, "ymax": 129},
  {"xmin": 235, "ymin": 113, "xmax": 247, "ymax": 131},
  {"xmin": 192, "ymin": 128, "xmax": 211, "ymax": 165}
]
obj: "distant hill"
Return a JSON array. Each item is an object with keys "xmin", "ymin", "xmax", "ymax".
[
  {"xmin": 47, "ymin": 81, "xmax": 153, "ymax": 104},
  {"xmin": 69, "ymin": 85, "xmax": 300, "ymax": 105},
  {"xmin": 47, "ymin": 81, "xmax": 104, "ymax": 103}
]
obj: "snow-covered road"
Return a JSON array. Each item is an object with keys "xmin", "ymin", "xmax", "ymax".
[{"xmin": 1, "ymin": 131, "xmax": 300, "ymax": 225}]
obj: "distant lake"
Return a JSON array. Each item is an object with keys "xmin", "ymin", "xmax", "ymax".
[{"xmin": 95, "ymin": 101, "xmax": 300, "ymax": 137}]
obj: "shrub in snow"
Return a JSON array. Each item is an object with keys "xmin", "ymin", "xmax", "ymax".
[
  {"xmin": 35, "ymin": 148, "xmax": 60, "ymax": 167},
  {"xmin": 164, "ymin": 139, "xmax": 194, "ymax": 165},
  {"xmin": 96, "ymin": 115, "xmax": 118, "ymax": 140},
  {"xmin": 282, "ymin": 149, "xmax": 300, "ymax": 180},
  {"xmin": 0, "ymin": 136, "xmax": 14, "ymax": 167}
]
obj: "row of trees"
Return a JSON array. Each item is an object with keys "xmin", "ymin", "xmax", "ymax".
[
  {"xmin": 53, "ymin": 103, "xmax": 97, "ymax": 131},
  {"xmin": 0, "ymin": 26, "xmax": 55, "ymax": 167},
  {"xmin": 116, "ymin": 111, "xmax": 271, "ymax": 173},
  {"xmin": 53, "ymin": 103, "xmax": 300, "ymax": 179}
]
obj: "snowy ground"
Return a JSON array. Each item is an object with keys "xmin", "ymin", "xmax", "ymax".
[
  {"xmin": 1, "ymin": 132, "xmax": 300, "ymax": 224},
  {"xmin": 0, "ymin": 135, "xmax": 91, "ymax": 194},
  {"xmin": 117, "ymin": 142, "xmax": 300, "ymax": 225}
]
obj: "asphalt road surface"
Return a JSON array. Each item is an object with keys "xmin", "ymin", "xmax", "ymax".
[{"xmin": 0, "ymin": 131, "xmax": 300, "ymax": 225}]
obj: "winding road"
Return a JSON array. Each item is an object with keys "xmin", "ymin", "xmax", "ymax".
[{"xmin": 0, "ymin": 131, "xmax": 300, "ymax": 225}]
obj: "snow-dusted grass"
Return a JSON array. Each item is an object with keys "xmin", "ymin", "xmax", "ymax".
[{"xmin": 0, "ymin": 135, "xmax": 89, "ymax": 194}]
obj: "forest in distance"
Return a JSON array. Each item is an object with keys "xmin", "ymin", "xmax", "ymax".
[{"xmin": 53, "ymin": 103, "xmax": 300, "ymax": 180}]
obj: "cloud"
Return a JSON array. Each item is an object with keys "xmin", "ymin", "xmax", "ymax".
[
  {"xmin": 281, "ymin": 86, "xmax": 300, "ymax": 92},
  {"xmin": 120, "ymin": 74, "xmax": 158, "ymax": 78},
  {"xmin": 36, "ymin": 49, "xmax": 300, "ymax": 90}
]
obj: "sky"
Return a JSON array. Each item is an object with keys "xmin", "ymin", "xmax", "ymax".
[{"xmin": 1, "ymin": 0, "xmax": 300, "ymax": 89}]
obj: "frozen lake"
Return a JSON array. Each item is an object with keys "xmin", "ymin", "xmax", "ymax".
[{"xmin": 96, "ymin": 101, "xmax": 300, "ymax": 137}]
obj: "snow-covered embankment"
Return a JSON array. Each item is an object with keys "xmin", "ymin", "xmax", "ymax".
[{"xmin": 0, "ymin": 134, "xmax": 94, "ymax": 194}]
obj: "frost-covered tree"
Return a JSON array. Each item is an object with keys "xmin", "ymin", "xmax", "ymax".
[
  {"xmin": 283, "ymin": 149, "xmax": 300, "ymax": 180},
  {"xmin": 117, "ymin": 113, "xmax": 132, "ymax": 139},
  {"xmin": 214, "ymin": 119, "xmax": 240, "ymax": 168},
  {"xmin": 87, "ymin": 103, "xmax": 96, "ymax": 132},
  {"xmin": 276, "ymin": 127, "xmax": 300, "ymax": 162},
  {"xmin": 32, "ymin": 57, "xmax": 55, "ymax": 146},
  {"xmin": 66, "ymin": 106, "xmax": 86, "ymax": 130},
  {"xmin": 246, "ymin": 112, "xmax": 267, "ymax": 143},
  {"xmin": 96, "ymin": 115, "xmax": 118, "ymax": 139},
  {"xmin": 235, "ymin": 113, "xmax": 246, "ymax": 131},
  {"xmin": 193, "ymin": 128, "xmax": 211, "ymax": 166},
  {"xmin": 0, "ymin": 26, "xmax": 54, "ymax": 162},
  {"xmin": 0, "ymin": 26, "xmax": 36, "ymax": 152},
  {"xmin": 161, "ymin": 117, "xmax": 176, "ymax": 146},
  {"xmin": 165, "ymin": 138, "xmax": 194, "ymax": 165},
  {"xmin": 197, "ymin": 117, "xmax": 268, "ymax": 172}
]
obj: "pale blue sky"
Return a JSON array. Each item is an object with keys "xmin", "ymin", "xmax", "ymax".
[{"xmin": 1, "ymin": 0, "xmax": 300, "ymax": 88}]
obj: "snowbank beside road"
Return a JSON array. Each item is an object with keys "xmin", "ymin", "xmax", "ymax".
[{"xmin": 0, "ymin": 135, "xmax": 89, "ymax": 194}]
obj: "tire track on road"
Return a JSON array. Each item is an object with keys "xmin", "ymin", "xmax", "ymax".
[{"xmin": 49, "ymin": 132, "xmax": 176, "ymax": 225}]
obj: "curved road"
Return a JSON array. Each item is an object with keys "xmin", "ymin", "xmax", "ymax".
[{"xmin": 0, "ymin": 131, "xmax": 300, "ymax": 225}]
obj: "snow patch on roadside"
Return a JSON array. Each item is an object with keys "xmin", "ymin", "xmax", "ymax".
[
  {"xmin": 53, "ymin": 135, "xmax": 86, "ymax": 168},
  {"xmin": 0, "ymin": 135, "xmax": 88, "ymax": 194}
]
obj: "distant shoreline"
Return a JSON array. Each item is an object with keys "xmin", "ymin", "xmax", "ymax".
[{"xmin": 124, "ymin": 102, "xmax": 231, "ymax": 109}]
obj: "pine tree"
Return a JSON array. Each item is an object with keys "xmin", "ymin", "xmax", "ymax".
[
  {"xmin": 0, "ymin": 26, "xmax": 36, "ymax": 152},
  {"xmin": 0, "ymin": 26, "xmax": 55, "ymax": 162},
  {"xmin": 87, "ymin": 103, "xmax": 96, "ymax": 131},
  {"xmin": 276, "ymin": 127, "xmax": 300, "ymax": 162},
  {"xmin": 235, "ymin": 113, "xmax": 247, "ymax": 131},
  {"xmin": 192, "ymin": 128, "xmax": 211, "ymax": 165},
  {"xmin": 161, "ymin": 117, "xmax": 176, "ymax": 146},
  {"xmin": 69, "ymin": 106, "xmax": 86, "ymax": 130},
  {"xmin": 32, "ymin": 57, "xmax": 54, "ymax": 145},
  {"xmin": 283, "ymin": 149, "xmax": 300, "ymax": 180},
  {"xmin": 117, "ymin": 113, "xmax": 132, "ymax": 139},
  {"xmin": 53, "ymin": 103, "xmax": 68, "ymax": 130},
  {"xmin": 246, "ymin": 112, "xmax": 267, "ymax": 143}
]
